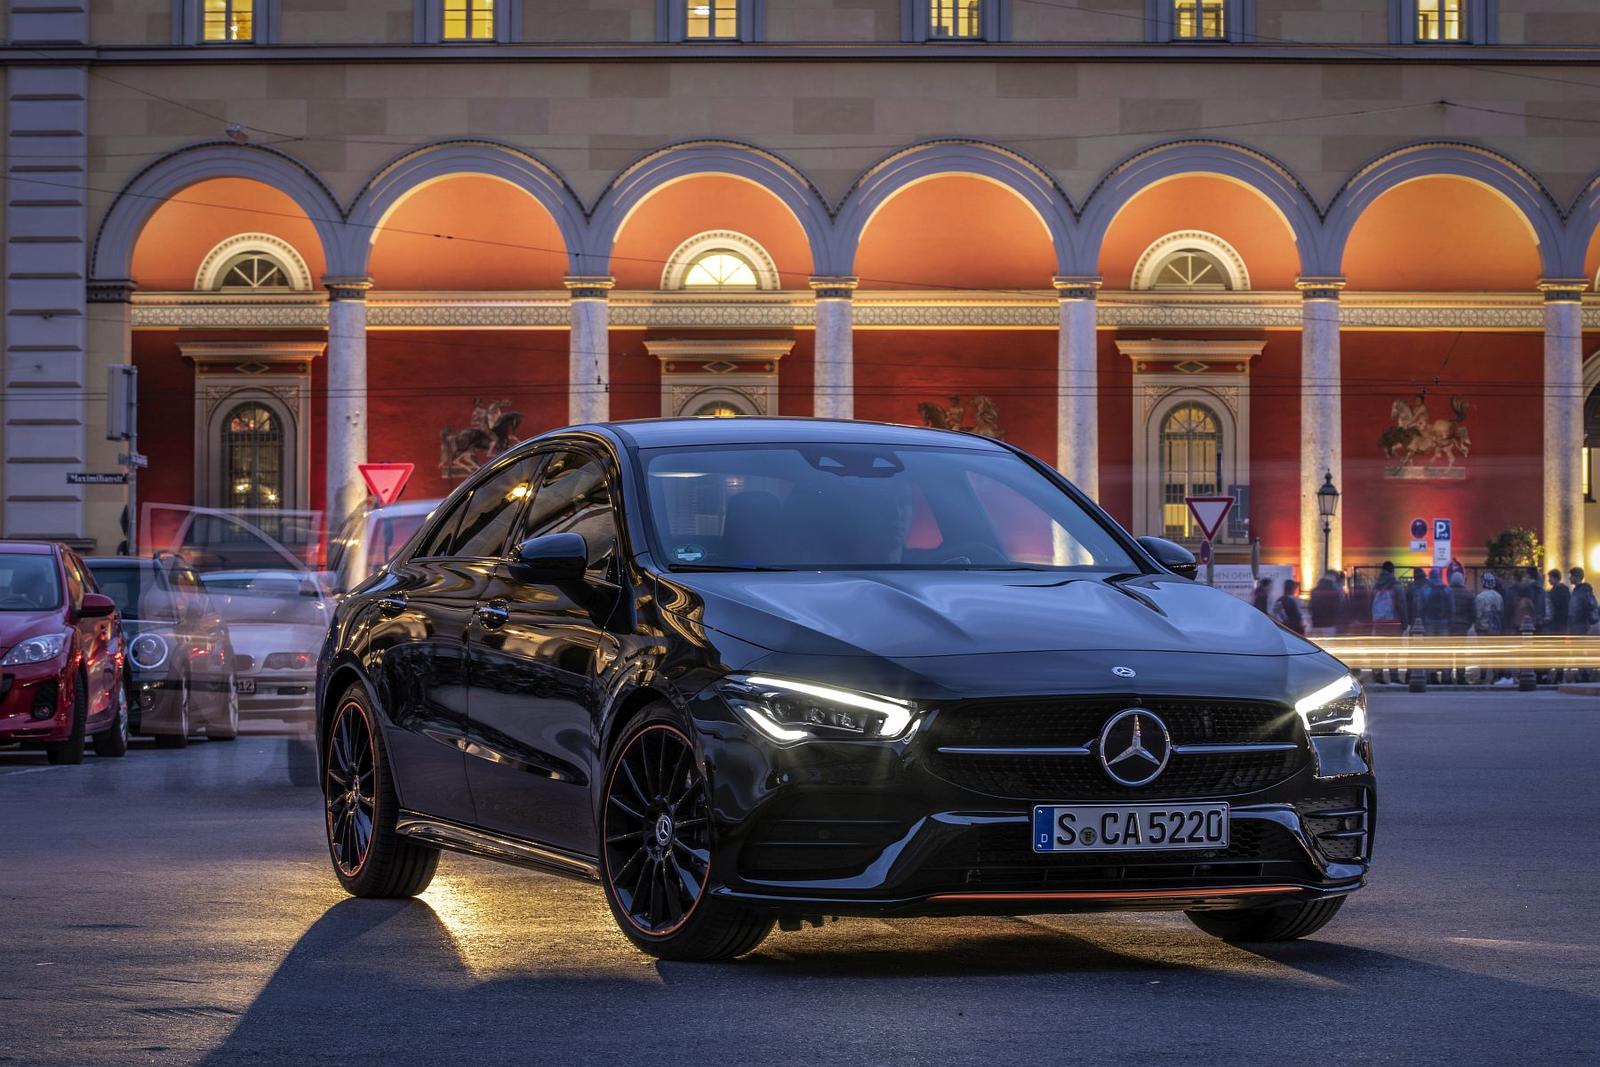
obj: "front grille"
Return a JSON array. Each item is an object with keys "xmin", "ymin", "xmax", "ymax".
[
  {"xmin": 918, "ymin": 819, "xmax": 1314, "ymax": 891},
  {"xmin": 923, "ymin": 696, "xmax": 1309, "ymax": 801},
  {"xmin": 1297, "ymin": 790, "xmax": 1372, "ymax": 862}
]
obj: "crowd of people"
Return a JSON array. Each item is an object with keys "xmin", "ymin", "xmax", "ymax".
[{"xmin": 1250, "ymin": 564, "xmax": 1600, "ymax": 639}]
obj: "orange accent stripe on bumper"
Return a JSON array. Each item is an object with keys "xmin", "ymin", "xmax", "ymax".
[{"xmin": 927, "ymin": 885, "xmax": 1304, "ymax": 904}]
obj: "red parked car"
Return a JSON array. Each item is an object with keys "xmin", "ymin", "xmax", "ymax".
[{"xmin": 0, "ymin": 542, "xmax": 129, "ymax": 763}]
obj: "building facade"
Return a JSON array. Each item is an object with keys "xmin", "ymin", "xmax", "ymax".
[{"xmin": 3, "ymin": 0, "xmax": 1599, "ymax": 580}]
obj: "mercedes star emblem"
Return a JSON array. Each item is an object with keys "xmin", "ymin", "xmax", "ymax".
[
  {"xmin": 1112, "ymin": 666, "xmax": 1137, "ymax": 678},
  {"xmin": 1097, "ymin": 708, "xmax": 1172, "ymax": 787}
]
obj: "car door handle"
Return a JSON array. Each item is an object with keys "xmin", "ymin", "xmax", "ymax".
[
  {"xmin": 377, "ymin": 595, "xmax": 407, "ymax": 617},
  {"xmin": 475, "ymin": 601, "xmax": 509, "ymax": 628}
]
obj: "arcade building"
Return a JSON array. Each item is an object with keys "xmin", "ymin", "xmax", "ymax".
[{"xmin": 2, "ymin": 0, "xmax": 1600, "ymax": 583}]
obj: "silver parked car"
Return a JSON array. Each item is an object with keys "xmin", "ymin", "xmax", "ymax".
[{"xmin": 197, "ymin": 570, "xmax": 330, "ymax": 724}]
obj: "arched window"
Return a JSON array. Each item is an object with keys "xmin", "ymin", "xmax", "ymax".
[
  {"xmin": 223, "ymin": 402, "xmax": 284, "ymax": 509},
  {"xmin": 694, "ymin": 400, "xmax": 743, "ymax": 418},
  {"xmin": 1160, "ymin": 402, "xmax": 1221, "ymax": 540},
  {"xmin": 1150, "ymin": 249, "xmax": 1232, "ymax": 291},
  {"xmin": 683, "ymin": 250, "xmax": 759, "ymax": 289},
  {"xmin": 216, "ymin": 252, "xmax": 293, "ymax": 291}
]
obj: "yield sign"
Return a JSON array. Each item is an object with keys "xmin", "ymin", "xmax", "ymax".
[
  {"xmin": 1185, "ymin": 495, "xmax": 1234, "ymax": 542},
  {"xmin": 359, "ymin": 463, "xmax": 414, "ymax": 506}
]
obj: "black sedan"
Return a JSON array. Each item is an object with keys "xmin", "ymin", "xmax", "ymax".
[{"xmin": 316, "ymin": 419, "xmax": 1374, "ymax": 960}]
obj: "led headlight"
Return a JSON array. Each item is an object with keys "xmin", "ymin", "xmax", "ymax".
[
  {"xmin": 0, "ymin": 631, "xmax": 69, "ymax": 666},
  {"xmin": 128, "ymin": 632, "xmax": 170, "ymax": 671},
  {"xmin": 718, "ymin": 675, "xmax": 917, "ymax": 742},
  {"xmin": 1294, "ymin": 675, "xmax": 1367, "ymax": 736}
]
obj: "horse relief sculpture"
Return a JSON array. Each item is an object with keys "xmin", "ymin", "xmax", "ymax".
[
  {"xmin": 917, "ymin": 395, "xmax": 1004, "ymax": 439},
  {"xmin": 439, "ymin": 398, "xmax": 523, "ymax": 479},
  {"xmin": 1381, "ymin": 395, "xmax": 1470, "ymax": 479}
]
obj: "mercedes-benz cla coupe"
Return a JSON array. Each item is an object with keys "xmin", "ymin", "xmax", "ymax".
[{"xmin": 317, "ymin": 419, "xmax": 1375, "ymax": 960}]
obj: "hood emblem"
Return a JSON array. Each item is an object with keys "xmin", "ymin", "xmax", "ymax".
[
  {"xmin": 1098, "ymin": 708, "xmax": 1171, "ymax": 787},
  {"xmin": 1111, "ymin": 666, "xmax": 1136, "ymax": 679}
]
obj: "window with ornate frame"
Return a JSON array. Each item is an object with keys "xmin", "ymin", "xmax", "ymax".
[
  {"xmin": 1143, "ymin": 0, "xmax": 1251, "ymax": 42},
  {"xmin": 222, "ymin": 401, "xmax": 285, "ymax": 510},
  {"xmin": 1131, "ymin": 231, "xmax": 1251, "ymax": 292},
  {"xmin": 1390, "ymin": 0, "xmax": 1490, "ymax": 43},
  {"xmin": 904, "ymin": 0, "xmax": 1005, "ymax": 41},
  {"xmin": 174, "ymin": 0, "xmax": 278, "ymax": 44},
  {"xmin": 194, "ymin": 234, "xmax": 313, "ymax": 292},
  {"xmin": 661, "ymin": 231, "xmax": 781, "ymax": 291},
  {"xmin": 415, "ymin": 0, "xmax": 518, "ymax": 43}
]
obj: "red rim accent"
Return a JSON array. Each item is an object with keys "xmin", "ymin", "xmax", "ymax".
[{"xmin": 602, "ymin": 723, "xmax": 710, "ymax": 938}]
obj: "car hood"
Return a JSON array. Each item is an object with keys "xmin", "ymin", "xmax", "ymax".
[
  {"xmin": 657, "ymin": 569, "xmax": 1318, "ymax": 660},
  {"xmin": 0, "ymin": 610, "xmax": 66, "ymax": 649}
]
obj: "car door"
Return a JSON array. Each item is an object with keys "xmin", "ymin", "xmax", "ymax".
[
  {"xmin": 464, "ymin": 448, "xmax": 621, "ymax": 856},
  {"xmin": 367, "ymin": 487, "xmax": 481, "ymax": 825},
  {"xmin": 62, "ymin": 551, "xmax": 114, "ymax": 721}
]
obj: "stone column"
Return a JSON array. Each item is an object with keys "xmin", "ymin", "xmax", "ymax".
[
  {"xmin": 565, "ymin": 276, "xmax": 614, "ymax": 425},
  {"xmin": 1298, "ymin": 278, "xmax": 1345, "ymax": 585},
  {"xmin": 1053, "ymin": 276, "xmax": 1102, "ymax": 497},
  {"xmin": 1540, "ymin": 279, "xmax": 1588, "ymax": 572},
  {"xmin": 85, "ymin": 280, "xmax": 138, "ymax": 553},
  {"xmin": 810, "ymin": 276, "xmax": 858, "ymax": 420},
  {"xmin": 324, "ymin": 278, "xmax": 372, "ymax": 528}
]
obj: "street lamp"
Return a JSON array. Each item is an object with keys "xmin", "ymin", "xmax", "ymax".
[{"xmin": 1316, "ymin": 471, "xmax": 1340, "ymax": 580}]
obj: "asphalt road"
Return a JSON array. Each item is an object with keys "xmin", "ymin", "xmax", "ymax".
[{"xmin": 2, "ymin": 691, "xmax": 1597, "ymax": 1066}]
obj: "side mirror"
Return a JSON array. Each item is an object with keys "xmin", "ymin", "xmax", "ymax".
[
  {"xmin": 80, "ymin": 592, "xmax": 117, "ymax": 618},
  {"xmin": 508, "ymin": 532, "xmax": 589, "ymax": 583},
  {"xmin": 1137, "ymin": 536, "xmax": 1198, "ymax": 581}
]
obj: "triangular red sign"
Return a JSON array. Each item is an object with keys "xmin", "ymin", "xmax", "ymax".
[
  {"xmin": 1184, "ymin": 495, "xmax": 1235, "ymax": 542},
  {"xmin": 359, "ymin": 463, "xmax": 414, "ymax": 506}
]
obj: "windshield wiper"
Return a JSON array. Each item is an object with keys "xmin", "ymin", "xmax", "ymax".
[{"xmin": 667, "ymin": 564, "xmax": 795, "ymax": 573}]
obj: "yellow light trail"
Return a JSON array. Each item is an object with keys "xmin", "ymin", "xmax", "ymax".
[{"xmin": 1314, "ymin": 636, "xmax": 1600, "ymax": 671}]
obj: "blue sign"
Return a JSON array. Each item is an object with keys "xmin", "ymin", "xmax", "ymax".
[
  {"xmin": 1434, "ymin": 519, "xmax": 1453, "ymax": 542},
  {"xmin": 1410, "ymin": 518, "xmax": 1428, "ymax": 539}
]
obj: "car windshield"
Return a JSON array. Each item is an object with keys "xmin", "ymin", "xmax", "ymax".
[
  {"xmin": 86, "ymin": 562, "xmax": 177, "ymax": 621},
  {"xmin": 640, "ymin": 443, "xmax": 1139, "ymax": 572},
  {"xmin": 199, "ymin": 573, "xmax": 330, "ymax": 626},
  {"xmin": 0, "ymin": 553, "xmax": 62, "ymax": 611}
]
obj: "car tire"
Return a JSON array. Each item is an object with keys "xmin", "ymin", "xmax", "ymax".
[
  {"xmin": 91, "ymin": 682, "xmax": 130, "ymax": 758},
  {"xmin": 154, "ymin": 680, "xmax": 191, "ymax": 749},
  {"xmin": 599, "ymin": 706, "xmax": 773, "ymax": 962},
  {"xmin": 210, "ymin": 678, "xmax": 240, "ymax": 741},
  {"xmin": 1185, "ymin": 896, "xmax": 1347, "ymax": 942},
  {"xmin": 46, "ymin": 673, "xmax": 89, "ymax": 766},
  {"xmin": 325, "ymin": 684, "xmax": 438, "ymax": 898}
]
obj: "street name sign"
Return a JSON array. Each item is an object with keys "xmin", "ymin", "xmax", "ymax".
[{"xmin": 68, "ymin": 472, "xmax": 128, "ymax": 485}]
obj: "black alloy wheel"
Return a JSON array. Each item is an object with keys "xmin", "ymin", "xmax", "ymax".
[
  {"xmin": 326, "ymin": 699, "xmax": 378, "ymax": 877},
  {"xmin": 322, "ymin": 685, "xmax": 437, "ymax": 897},
  {"xmin": 601, "ymin": 713, "xmax": 772, "ymax": 961}
]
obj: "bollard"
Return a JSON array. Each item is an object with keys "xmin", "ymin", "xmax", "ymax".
[
  {"xmin": 1407, "ymin": 666, "xmax": 1427, "ymax": 693},
  {"xmin": 1517, "ymin": 616, "xmax": 1537, "ymax": 691}
]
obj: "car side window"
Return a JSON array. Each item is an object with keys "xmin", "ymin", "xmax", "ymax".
[
  {"xmin": 415, "ymin": 496, "xmax": 469, "ymax": 559},
  {"xmin": 516, "ymin": 451, "xmax": 619, "ymax": 578},
  {"xmin": 450, "ymin": 456, "xmax": 544, "ymax": 560},
  {"xmin": 61, "ymin": 552, "xmax": 85, "ymax": 610}
]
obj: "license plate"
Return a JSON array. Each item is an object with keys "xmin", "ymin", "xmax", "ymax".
[
  {"xmin": 1032, "ymin": 802, "xmax": 1229, "ymax": 853},
  {"xmin": 234, "ymin": 678, "xmax": 256, "ymax": 694}
]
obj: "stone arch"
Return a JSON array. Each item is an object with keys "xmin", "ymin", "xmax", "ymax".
[
  {"xmin": 1564, "ymin": 170, "xmax": 1600, "ymax": 286},
  {"xmin": 1325, "ymin": 142, "xmax": 1568, "ymax": 280},
  {"xmin": 588, "ymin": 141, "xmax": 836, "ymax": 278},
  {"xmin": 92, "ymin": 141, "xmax": 344, "ymax": 283},
  {"xmin": 344, "ymin": 140, "xmax": 588, "ymax": 278},
  {"xmin": 1079, "ymin": 140, "xmax": 1326, "ymax": 277},
  {"xmin": 834, "ymin": 140, "xmax": 1077, "ymax": 275}
]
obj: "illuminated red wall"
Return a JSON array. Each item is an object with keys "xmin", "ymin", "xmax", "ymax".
[
  {"xmin": 852, "ymin": 330, "xmax": 1059, "ymax": 464},
  {"xmin": 1340, "ymin": 331, "xmax": 1544, "ymax": 564}
]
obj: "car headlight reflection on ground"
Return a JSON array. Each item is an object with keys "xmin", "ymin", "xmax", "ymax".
[
  {"xmin": 1294, "ymin": 675, "xmax": 1367, "ymax": 736},
  {"xmin": 719, "ymin": 675, "xmax": 917, "ymax": 742}
]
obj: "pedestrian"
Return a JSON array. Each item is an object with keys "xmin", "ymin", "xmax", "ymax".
[
  {"xmin": 1545, "ymin": 569, "xmax": 1570, "ymax": 634},
  {"xmin": 1252, "ymin": 577, "xmax": 1273, "ymax": 616},
  {"xmin": 1272, "ymin": 578, "xmax": 1306, "ymax": 635},
  {"xmin": 1309, "ymin": 574, "xmax": 1342, "ymax": 636},
  {"xmin": 1342, "ymin": 572, "xmax": 1372, "ymax": 636},
  {"xmin": 1407, "ymin": 567, "xmax": 1429, "ymax": 632},
  {"xmin": 1371, "ymin": 562, "xmax": 1408, "ymax": 636},
  {"xmin": 1508, "ymin": 568, "xmax": 1541, "ymax": 633},
  {"xmin": 1447, "ymin": 570, "xmax": 1474, "ymax": 635},
  {"xmin": 1421, "ymin": 568, "xmax": 1451, "ymax": 636},
  {"xmin": 1474, "ymin": 573, "xmax": 1504, "ymax": 636},
  {"xmin": 1570, "ymin": 567, "xmax": 1599, "ymax": 636}
]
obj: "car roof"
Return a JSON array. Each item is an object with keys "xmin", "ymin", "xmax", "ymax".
[
  {"xmin": 0, "ymin": 541, "xmax": 59, "ymax": 555},
  {"xmin": 594, "ymin": 417, "xmax": 1009, "ymax": 452}
]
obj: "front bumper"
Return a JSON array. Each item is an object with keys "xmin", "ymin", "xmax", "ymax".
[
  {"xmin": 685, "ymin": 690, "xmax": 1375, "ymax": 915},
  {"xmin": 235, "ymin": 671, "xmax": 316, "ymax": 719},
  {"xmin": 0, "ymin": 660, "xmax": 71, "ymax": 743}
]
